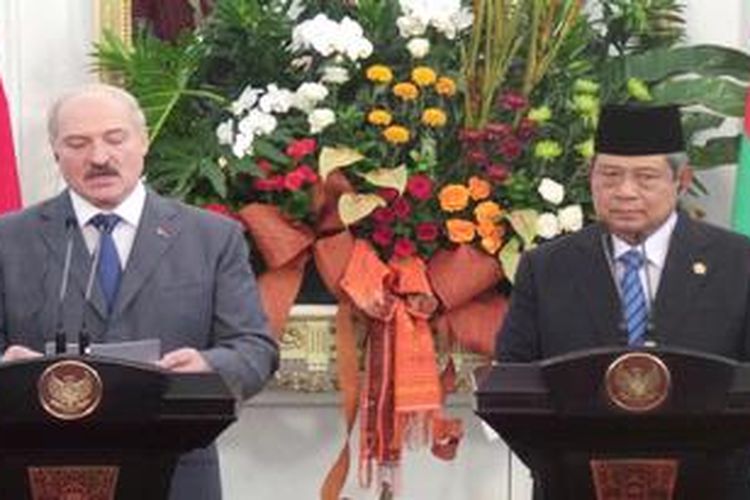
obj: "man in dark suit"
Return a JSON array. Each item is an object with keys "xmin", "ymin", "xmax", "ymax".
[
  {"xmin": 0, "ymin": 83, "xmax": 279, "ymax": 500},
  {"xmin": 496, "ymin": 104, "xmax": 750, "ymax": 498}
]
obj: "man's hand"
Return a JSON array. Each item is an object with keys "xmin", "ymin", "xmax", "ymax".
[
  {"xmin": 157, "ymin": 348, "xmax": 212, "ymax": 373},
  {"xmin": 2, "ymin": 345, "xmax": 43, "ymax": 362}
]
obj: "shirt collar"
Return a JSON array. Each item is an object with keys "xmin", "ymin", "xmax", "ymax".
[
  {"xmin": 611, "ymin": 211, "xmax": 677, "ymax": 269},
  {"xmin": 69, "ymin": 181, "xmax": 147, "ymax": 229}
]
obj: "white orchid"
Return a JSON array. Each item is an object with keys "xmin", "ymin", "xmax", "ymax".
[
  {"xmin": 321, "ymin": 66, "xmax": 350, "ymax": 84},
  {"xmin": 231, "ymin": 131, "xmax": 254, "ymax": 159},
  {"xmin": 397, "ymin": 0, "xmax": 472, "ymax": 40},
  {"xmin": 537, "ymin": 177, "xmax": 565, "ymax": 205},
  {"xmin": 215, "ymin": 119, "xmax": 234, "ymax": 146},
  {"xmin": 308, "ymin": 108, "xmax": 336, "ymax": 134},
  {"xmin": 292, "ymin": 14, "xmax": 373, "ymax": 62},
  {"xmin": 293, "ymin": 82, "xmax": 330, "ymax": 112},
  {"xmin": 258, "ymin": 84, "xmax": 295, "ymax": 114},
  {"xmin": 231, "ymin": 85, "xmax": 263, "ymax": 116}
]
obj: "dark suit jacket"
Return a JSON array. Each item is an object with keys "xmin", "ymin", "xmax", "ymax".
[
  {"xmin": 496, "ymin": 212, "xmax": 750, "ymax": 499},
  {"xmin": 0, "ymin": 190, "xmax": 279, "ymax": 500}
]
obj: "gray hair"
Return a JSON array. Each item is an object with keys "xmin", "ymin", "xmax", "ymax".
[
  {"xmin": 47, "ymin": 83, "xmax": 148, "ymax": 142},
  {"xmin": 665, "ymin": 152, "xmax": 689, "ymax": 173}
]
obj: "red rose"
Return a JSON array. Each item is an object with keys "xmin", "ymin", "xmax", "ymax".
[
  {"xmin": 297, "ymin": 164, "xmax": 319, "ymax": 183},
  {"xmin": 286, "ymin": 138, "xmax": 317, "ymax": 161},
  {"xmin": 253, "ymin": 175, "xmax": 285, "ymax": 192},
  {"xmin": 415, "ymin": 222, "xmax": 439, "ymax": 242},
  {"xmin": 392, "ymin": 197, "xmax": 412, "ymax": 220},
  {"xmin": 203, "ymin": 203, "xmax": 233, "ymax": 217},
  {"xmin": 486, "ymin": 163, "xmax": 510, "ymax": 182},
  {"xmin": 406, "ymin": 174, "xmax": 433, "ymax": 201},
  {"xmin": 377, "ymin": 188, "xmax": 399, "ymax": 202},
  {"xmin": 498, "ymin": 136, "xmax": 523, "ymax": 161},
  {"xmin": 372, "ymin": 207, "xmax": 396, "ymax": 224},
  {"xmin": 393, "ymin": 238, "xmax": 416, "ymax": 258},
  {"xmin": 284, "ymin": 170, "xmax": 307, "ymax": 191},
  {"xmin": 499, "ymin": 91, "xmax": 527, "ymax": 111},
  {"xmin": 372, "ymin": 226, "xmax": 394, "ymax": 247},
  {"xmin": 256, "ymin": 158, "xmax": 273, "ymax": 174}
]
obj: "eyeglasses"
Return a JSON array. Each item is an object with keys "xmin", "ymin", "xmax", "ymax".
[{"xmin": 592, "ymin": 166, "xmax": 674, "ymax": 191}]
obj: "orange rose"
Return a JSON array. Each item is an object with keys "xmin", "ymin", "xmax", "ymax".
[
  {"xmin": 468, "ymin": 176, "xmax": 492, "ymax": 201},
  {"xmin": 439, "ymin": 184, "xmax": 470, "ymax": 212},
  {"xmin": 446, "ymin": 219, "xmax": 476, "ymax": 243},
  {"xmin": 474, "ymin": 200, "xmax": 503, "ymax": 223},
  {"xmin": 481, "ymin": 235, "xmax": 503, "ymax": 254}
]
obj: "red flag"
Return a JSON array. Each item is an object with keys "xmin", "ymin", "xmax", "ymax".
[{"xmin": 0, "ymin": 77, "xmax": 21, "ymax": 214}]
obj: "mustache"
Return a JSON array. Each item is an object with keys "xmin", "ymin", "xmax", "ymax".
[{"xmin": 84, "ymin": 163, "xmax": 119, "ymax": 179}]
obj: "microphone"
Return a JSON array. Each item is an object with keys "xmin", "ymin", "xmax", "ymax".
[
  {"xmin": 54, "ymin": 217, "xmax": 77, "ymax": 355},
  {"xmin": 78, "ymin": 230, "xmax": 103, "ymax": 356}
]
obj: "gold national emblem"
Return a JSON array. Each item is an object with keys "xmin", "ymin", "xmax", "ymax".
[
  {"xmin": 38, "ymin": 360, "xmax": 103, "ymax": 420},
  {"xmin": 604, "ymin": 352, "xmax": 671, "ymax": 413}
]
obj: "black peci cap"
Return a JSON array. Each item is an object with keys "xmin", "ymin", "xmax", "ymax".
[{"xmin": 595, "ymin": 104, "xmax": 685, "ymax": 155}]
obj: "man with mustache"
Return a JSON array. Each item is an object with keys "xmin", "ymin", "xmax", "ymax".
[
  {"xmin": 496, "ymin": 104, "xmax": 750, "ymax": 499},
  {"xmin": 0, "ymin": 83, "xmax": 279, "ymax": 500}
]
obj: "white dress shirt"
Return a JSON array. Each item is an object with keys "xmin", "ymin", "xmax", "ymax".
[
  {"xmin": 69, "ymin": 181, "xmax": 147, "ymax": 269},
  {"xmin": 611, "ymin": 210, "xmax": 678, "ymax": 308}
]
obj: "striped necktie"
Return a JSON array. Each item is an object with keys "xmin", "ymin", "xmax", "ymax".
[
  {"xmin": 619, "ymin": 249, "xmax": 648, "ymax": 346},
  {"xmin": 90, "ymin": 213, "xmax": 122, "ymax": 314}
]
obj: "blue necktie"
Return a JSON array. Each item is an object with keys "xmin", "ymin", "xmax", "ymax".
[
  {"xmin": 90, "ymin": 213, "xmax": 122, "ymax": 314},
  {"xmin": 619, "ymin": 249, "xmax": 648, "ymax": 346}
]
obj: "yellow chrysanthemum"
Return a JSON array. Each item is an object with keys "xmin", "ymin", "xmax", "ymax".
[
  {"xmin": 435, "ymin": 76, "xmax": 457, "ymax": 96},
  {"xmin": 365, "ymin": 64, "xmax": 394, "ymax": 84},
  {"xmin": 383, "ymin": 125, "xmax": 411, "ymax": 145},
  {"xmin": 393, "ymin": 82, "xmax": 419, "ymax": 101},
  {"xmin": 421, "ymin": 108, "xmax": 447, "ymax": 128},
  {"xmin": 367, "ymin": 109, "xmax": 393, "ymax": 126},
  {"xmin": 411, "ymin": 66, "xmax": 437, "ymax": 87}
]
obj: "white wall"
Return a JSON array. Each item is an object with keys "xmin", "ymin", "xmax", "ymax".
[{"xmin": 0, "ymin": 2, "xmax": 747, "ymax": 500}]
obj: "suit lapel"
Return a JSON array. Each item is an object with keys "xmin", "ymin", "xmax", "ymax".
[
  {"xmin": 39, "ymin": 192, "xmax": 109, "ymax": 319},
  {"xmin": 113, "ymin": 192, "xmax": 179, "ymax": 317},
  {"xmin": 652, "ymin": 213, "xmax": 710, "ymax": 342},
  {"xmin": 573, "ymin": 224, "xmax": 627, "ymax": 344}
]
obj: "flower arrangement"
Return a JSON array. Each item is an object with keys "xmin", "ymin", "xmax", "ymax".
[{"xmin": 96, "ymin": 0, "xmax": 749, "ymax": 497}]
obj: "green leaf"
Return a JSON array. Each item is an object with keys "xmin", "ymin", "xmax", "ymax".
[
  {"xmin": 499, "ymin": 237, "xmax": 522, "ymax": 284},
  {"xmin": 689, "ymin": 136, "xmax": 740, "ymax": 168},
  {"xmin": 625, "ymin": 45, "xmax": 750, "ymax": 83},
  {"xmin": 253, "ymin": 138, "xmax": 291, "ymax": 166},
  {"xmin": 506, "ymin": 209, "xmax": 539, "ymax": 249},
  {"xmin": 200, "ymin": 161, "xmax": 228, "ymax": 199},
  {"xmin": 650, "ymin": 77, "xmax": 747, "ymax": 116}
]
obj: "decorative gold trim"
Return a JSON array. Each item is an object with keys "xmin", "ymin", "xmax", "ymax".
[
  {"xmin": 275, "ymin": 306, "xmax": 488, "ymax": 393},
  {"xmin": 94, "ymin": 0, "xmax": 132, "ymax": 45}
]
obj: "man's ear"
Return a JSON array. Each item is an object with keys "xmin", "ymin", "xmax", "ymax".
[{"xmin": 677, "ymin": 165, "xmax": 693, "ymax": 194}]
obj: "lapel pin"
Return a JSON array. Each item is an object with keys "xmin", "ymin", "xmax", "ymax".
[
  {"xmin": 156, "ymin": 226, "xmax": 171, "ymax": 238},
  {"xmin": 692, "ymin": 261, "xmax": 707, "ymax": 275}
]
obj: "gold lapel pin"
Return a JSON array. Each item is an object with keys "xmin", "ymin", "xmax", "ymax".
[
  {"xmin": 692, "ymin": 261, "xmax": 707, "ymax": 275},
  {"xmin": 156, "ymin": 226, "xmax": 171, "ymax": 238}
]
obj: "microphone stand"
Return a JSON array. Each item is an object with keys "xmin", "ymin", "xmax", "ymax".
[{"xmin": 54, "ymin": 219, "xmax": 76, "ymax": 355}]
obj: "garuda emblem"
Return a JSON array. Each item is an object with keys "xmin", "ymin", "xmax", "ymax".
[
  {"xmin": 605, "ymin": 352, "xmax": 671, "ymax": 413},
  {"xmin": 38, "ymin": 360, "xmax": 103, "ymax": 420}
]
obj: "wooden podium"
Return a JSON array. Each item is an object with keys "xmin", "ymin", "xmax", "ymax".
[
  {"xmin": 475, "ymin": 347, "xmax": 750, "ymax": 500},
  {"xmin": 0, "ymin": 355, "xmax": 236, "ymax": 500}
]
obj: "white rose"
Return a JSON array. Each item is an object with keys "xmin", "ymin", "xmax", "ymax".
[
  {"xmin": 215, "ymin": 119, "xmax": 234, "ymax": 146},
  {"xmin": 406, "ymin": 38, "xmax": 430, "ymax": 58},
  {"xmin": 537, "ymin": 177, "xmax": 565, "ymax": 205},
  {"xmin": 321, "ymin": 66, "xmax": 350, "ymax": 84},
  {"xmin": 308, "ymin": 108, "xmax": 336, "ymax": 134},
  {"xmin": 558, "ymin": 204, "xmax": 584, "ymax": 232},
  {"xmin": 537, "ymin": 212, "xmax": 560, "ymax": 240}
]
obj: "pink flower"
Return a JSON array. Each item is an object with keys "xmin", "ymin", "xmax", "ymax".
[
  {"xmin": 464, "ymin": 148, "xmax": 488, "ymax": 166},
  {"xmin": 406, "ymin": 174, "xmax": 433, "ymax": 201},
  {"xmin": 484, "ymin": 122, "xmax": 512, "ymax": 140},
  {"xmin": 256, "ymin": 159, "xmax": 274, "ymax": 174},
  {"xmin": 372, "ymin": 207, "xmax": 396, "ymax": 224},
  {"xmin": 499, "ymin": 91, "xmax": 527, "ymax": 111},
  {"xmin": 517, "ymin": 118, "xmax": 537, "ymax": 142},
  {"xmin": 284, "ymin": 170, "xmax": 307, "ymax": 191},
  {"xmin": 459, "ymin": 128, "xmax": 485, "ymax": 144},
  {"xmin": 392, "ymin": 197, "xmax": 412, "ymax": 220},
  {"xmin": 372, "ymin": 226, "xmax": 394, "ymax": 247},
  {"xmin": 415, "ymin": 222, "xmax": 439, "ymax": 242},
  {"xmin": 285, "ymin": 138, "xmax": 317, "ymax": 161},
  {"xmin": 393, "ymin": 238, "xmax": 416, "ymax": 258}
]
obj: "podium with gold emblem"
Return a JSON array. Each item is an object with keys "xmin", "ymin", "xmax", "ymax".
[
  {"xmin": 475, "ymin": 347, "xmax": 750, "ymax": 499},
  {"xmin": 0, "ymin": 355, "xmax": 235, "ymax": 500}
]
